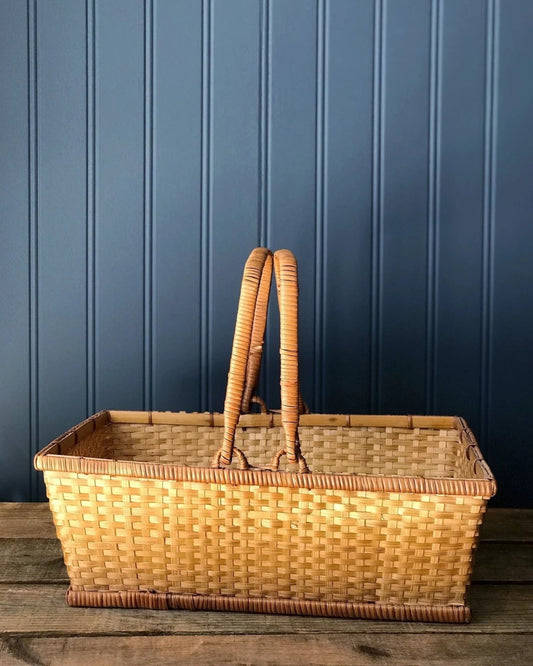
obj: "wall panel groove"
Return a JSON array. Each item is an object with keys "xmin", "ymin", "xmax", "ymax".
[
  {"xmin": 425, "ymin": 0, "xmax": 441, "ymax": 414},
  {"xmin": 480, "ymin": 0, "xmax": 499, "ymax": 452},
  {"xmin": 314, "ymin": 0, "xmax": 326, "ymax": 412},
  {"xmin": 1, "ymin": 0, "xmax": 32, "ymax": 500},
  {"xmin": 258, "ymin": 0, "xmax": 270, "ymax": 400},
  {"xmin": 370, "ymin": 0, "xmax": 384, "ymax": 414},
  {"xmin": 143, "ymin": 0, "xmax": 154, "ymax": 411},
  {"xmin": 258, "ymin": 0, "xmax": 268, "ymax": 249},
  {"xmin": 27, "ymin": 0, "xmax": 39, "ymax": 500},
  {"xmin": 86, "ymin": 0, "xmax": 96, "ymax": 417},
  {"xmin": 200, "ymin": 0, "xmax": 212, "ymax": 412}
]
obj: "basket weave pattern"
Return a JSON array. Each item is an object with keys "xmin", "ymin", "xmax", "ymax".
[
  {"xmin": 35, "ymin": 248, "xmax": 495, "ymax": 623},
  {"xmin": 45, "ymin": 471, "xmax": 484, "ymax": 605},
  {"xmin": 66, "ymin": 423, "xmax": 467, "ymax": 478}
]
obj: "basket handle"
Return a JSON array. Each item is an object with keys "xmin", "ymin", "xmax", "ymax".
[
  {"xmin": 272, "ymin": 249, "xmax": 306, "ymax": 468},
  {"xmin": 217, "ymin": 248, "xmax": 273, "ymax": 467},
  {"xmin": 215, "ymin": 248, "xmax": 308, "ymax": 472},
  {"xmin": 242, "ymin": 250, "xmax": 307, "ymax": 416},
  {"xmin": 240, "ymin": 246, "xmax": 273, "ymax": 414}
]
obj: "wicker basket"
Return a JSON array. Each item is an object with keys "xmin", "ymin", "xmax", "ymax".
[{"xmin": 35, "ymin": 248, "xmax": 496, "ymax": 623}]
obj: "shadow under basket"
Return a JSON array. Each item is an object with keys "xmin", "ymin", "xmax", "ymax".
[{"xmin": 34, "ymin": 409, "xmax": 496, "ymax": 623}]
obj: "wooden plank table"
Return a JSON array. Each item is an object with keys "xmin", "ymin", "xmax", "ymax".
[{"xmin": 0, "ymin": 503, "xmax": 531, "ymax": 665}]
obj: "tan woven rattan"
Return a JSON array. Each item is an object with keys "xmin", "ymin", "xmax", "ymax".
[{"xmin": 35, "ymin": 248, "xmax": 496, "ymax": 622}]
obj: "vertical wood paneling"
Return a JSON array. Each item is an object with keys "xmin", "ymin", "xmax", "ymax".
[
  {"xmin": 0, "ymin": 0, "xmax": 30, "ymax": 500},
  {"xmin": 266, "ymin": 0, "xmax": 317, "ymax": 410},
  {"xmin": 28, "ymin": 0, "xmax": 39, "ymax": 499},
  {"xmin": 425, "ymin": 0, "xmax": 439, "ymax": 415},
  {"xmin": 1, "ymin": 0, "xmax": 532, "ymax": 505},
  {"xmin": 258, "ymin": 0, "xmax": 269, "ymax": 251},
  {"xmin": 491, "ymin": 0, "xmax": 533, "ymax": 506},
  {"xmin": 95, "ymin": 0, "xmax": 144, "ymax": 410},
  {"xmin": 434, "ymin": 0, "xmax": 487, "ymax": 434},
  {"xmin": 370, "ymin": 0, "xmax": 384, "ymax": 414},
  {"xmin": 143, "ymin": 0, "xmax": 154, "ymax": 410},
  {"xmin": 379, "ymin": 0, "xmax": 431, "ymax": 414},
  {"xmin": 36, "ymin": 0, "xmax": 88, "ymax": 499},
  {"xmin": 323, "ymin": 0, "xmax": 374, "ymax": 414},
  {"xmin": 199, "ymin": 0, "xmax": 211, "ymax": 411},
  {"xmin": 152, "ymin": 0, "xmax": 202, "ymax": 412},
  {"xmin": 257, "ymin": 0, "xmax": 270, "ymax": 401},
  {"xmin": 314, "ymin": 0, "xmax": 326, "ymax": 412},
  {"xmin": 86, "ymin": 0, "xmax": 96, "ymax": 416},
  {"xmin": 480, "ymin": 0, "xmax": 497, "ymax": 451},
  {"xmin": 208, "ymin": 0, "xmax": 261, "ymax": 412}
]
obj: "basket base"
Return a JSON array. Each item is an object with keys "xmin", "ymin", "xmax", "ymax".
[{"xmin": 66, "ymin": 587, "xmax": 471, "ymax": 623}]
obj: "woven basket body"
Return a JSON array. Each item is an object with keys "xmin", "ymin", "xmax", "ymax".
[{"xmin": 35, "ymin": 249, "xmax": 495, "ymax": 622}]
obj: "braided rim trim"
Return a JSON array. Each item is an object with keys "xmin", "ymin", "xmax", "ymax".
[
  {"xmin": 66, "ymin": 587, "xmax": 471, "ymax": 623},
  {"xmin": 34, "ymin": 411, "xmax": 496, "ymax": 497}
]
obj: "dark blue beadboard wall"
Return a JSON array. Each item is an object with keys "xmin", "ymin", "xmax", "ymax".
[{"xmin": 1, "ymin": 0, "xmax": 532, "ymax": 506}]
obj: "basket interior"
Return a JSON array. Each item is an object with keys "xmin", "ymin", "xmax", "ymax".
[{"xmin": 62, "ymin": 421, "xmax": 483, "ymax": 480}]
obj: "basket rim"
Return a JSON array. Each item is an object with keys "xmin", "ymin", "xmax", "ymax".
[
  {"xmin": 34, "ymin": 410, "xmax": 497, "ymax": 498},
  {"xmin": 65, "ymin": 587, "xmax": 471, "ymax": 623}
]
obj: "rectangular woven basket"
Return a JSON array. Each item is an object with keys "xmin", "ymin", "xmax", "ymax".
[{"xmin": 35, "ymin": 248, "xmax": 496, "ymax": 623}]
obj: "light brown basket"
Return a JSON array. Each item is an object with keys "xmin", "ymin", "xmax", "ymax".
[{"xmin": 35, "ymin": 248, "xmax": 496, "ymax": 623}]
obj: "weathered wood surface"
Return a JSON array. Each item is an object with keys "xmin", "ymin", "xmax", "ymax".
[
  {"xmin": 1, "ymin": 634, "xmax": 532, "ymax": 666},
  {"xmin": 0, "ymin": 503, "xmax": 55, "ymax": 539},
  {"xmin": 0, "ymin": 540, "xmax": 68, "ymax": 583},
  {"xmin": 0, "ymin": 583, "xmax": 532, "ymax": 635},
  {"xmin": 0, "ymin": 504, "xmax": 531, "ymax": 665},
  {"xmin": 479, "ymin": 508, "xmax": 533, "ymax": 542}
]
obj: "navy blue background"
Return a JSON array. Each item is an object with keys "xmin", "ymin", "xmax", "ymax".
[{"xmin": 1, "ymin": 1, "xmax": 532, "ymax": 505}]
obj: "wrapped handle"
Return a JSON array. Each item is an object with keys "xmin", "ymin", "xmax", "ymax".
[
  {"xmin": 215, "ymin": 248, "xmax": 308, "ymax": 472},
  {"xmin": 240, "ymin": 246, "xmax": 273, "ymax": 414},
  {"xmin": 274, "ymin": 249, "xmax": 302, "ymax": 465},
  {"xmin": 217, "ymin": 248, "xmax": 273, "ymax": 467}
]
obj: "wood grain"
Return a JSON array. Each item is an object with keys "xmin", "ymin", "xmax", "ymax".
[
  {"xmin": 479, "ymin": 508, "xmax": 533, "ymax": 541},
  {"xmin": 0, "ymin": 540, "xmax": 67, "ymax": 583},
  {"xmin": 472, "ymin": 542, "xmax": 533, "ymax": 581},
  {"xmin": 1, "ymin": 633, "xmax": 531, "ymax": 666},
  {"xmin": 0, "ymin": 504, "xmax": 55, "ymax": 538},
  {"xmin": 0, "ymin": 583, "xmax": 531, "ymax": 635}
]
